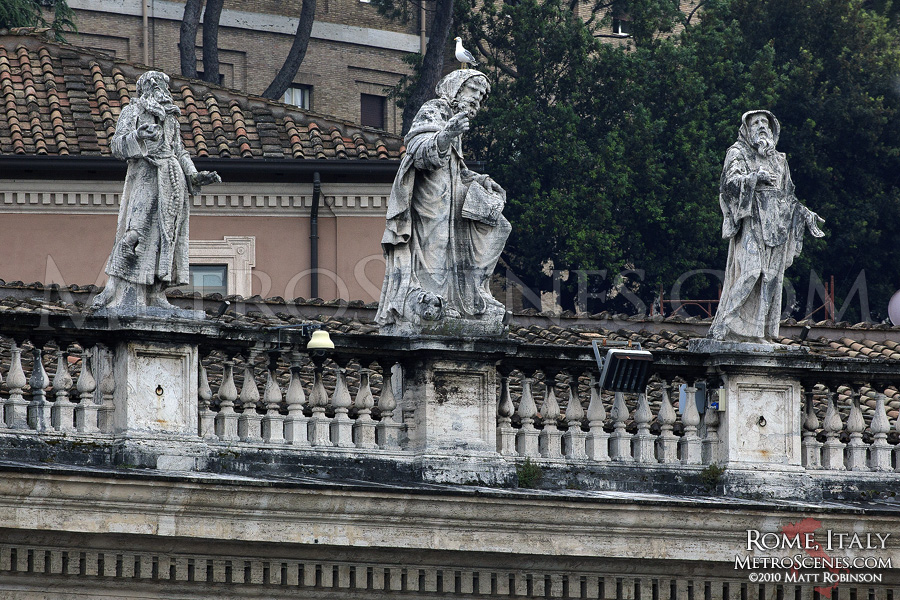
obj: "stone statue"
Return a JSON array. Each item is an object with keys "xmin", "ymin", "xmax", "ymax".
[
  {"xmin": 707, "ymin": 110, "xmax": 825, "ymax": 344},
  {"xmin": 376, "ymin": 69, "xmax": 511, "ymax": 336},
  {"xmin": 91, "ymin": 70, "xmax": 220, "ymax": 316}
]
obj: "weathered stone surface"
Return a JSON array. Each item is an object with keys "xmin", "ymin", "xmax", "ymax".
[
  {"xmin": 91, "ymin": 70, "xmax": 220, "ymax": 316},
  {"xmin": 376, "ymin": 70, "xmax": 510, "ymax": 338},
  {"xmin": 707, "ymin": 110, "xmax": 824, "ymax": 344}
]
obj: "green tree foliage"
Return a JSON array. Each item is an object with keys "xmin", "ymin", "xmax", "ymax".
[
  {"xmin": 458, "ymin": 0, "xmax": 900, "ymax": 320},
  {"xmin": 0, "ymin": 0, "xmax": 76, "ymax": 41}
]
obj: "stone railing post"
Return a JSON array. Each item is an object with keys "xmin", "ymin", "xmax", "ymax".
[
  {"xmin": 610, "ymin": 392, "xmax": 633, "ymax": 462},
  {"xmin": 215, "ymin": 357, "xmax": 240, "ymax": 442},
  {"xmin": 821, "ymin": 392, "xmax": 845, "ymax": 470},
  {"xmin": 516, "ymin": 375, "xmax": 539, "ymax": 458},
  {"xmin": 496, "ymin": 367, "xmax": 517, "ymax": 456},
  {"xmin": 28, "ymin": 345, "xmax": 51, "ymax": 431},
  {"xmin": 284, "ymin": 354, "xmax": 309, "ymax": 446},
  {"xmin": 539, "ymin": 373, "xmax": 562, "ymax": 459},
  {"xmin": 308, "ymin": 356, "xmax": 332, "ymax": 447},
  {"xmin": 353, "ymin": 367, "xmax": 377, "ymax": 449},
  {"xmin": 261, "ymin": 354, "xmax": 285, "ymax": 444},
  {"xmin": 632, "ymin": 390, "xmax": 655, "ymax": 463},
  {"xmin": 237, "ymin": 356, "xmax": 263, "ymax": 443},
  {"xmin": 75, "ymin": 348, "xmax": 99, "ymax": 433},
  {"xmin": 375, "ymin": 363, "xmax": 402, "ymax": 449},
  {"xmin": 869, "ymin": 393, "xmax": 892, "ymax": 472},
  {"xmin": 679, "ymin": 384, "xmax": 702, "ymax": 465},
  {"xmin": 563, "ymin": 373, "xmax": 586, "ymax": 460},
  {"xmin": 330, "ymin": 360, "xmax": 354, "ymax": 448},
  {"xmin": 800, "ymin": 387, "xmax": 821, "ymax": 469},
  {"xmin": 701, "ymin": 391, "xmax": 720, "ymax": 465},
  {"xmin": 197, "ymin": 362, "xmax": 217, "ymax": 440},
  {"xmin": 845, "ymin": 389, "xmax": 867, "ymax": 471},
  {"xmin": 51, "ymin": 349, "xmax": 76, "ymax": 433},
  {"xmin": 656, "ymin": 380, "xmax": 678, "ymax": 464},
  {"xmin": 5, "ymin": 341, "xmax": 29, "ymax": 429},
  {"xmin": 585, "ymin": 375, "xmax": 609, "ymax": 462},
  {"xmin": 97, "ymin": 347, "xmax": 116, "ymax": 434}
]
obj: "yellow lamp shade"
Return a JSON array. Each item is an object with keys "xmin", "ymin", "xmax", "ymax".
[{"xmin": 307, "ymin": 329, "xmax": 334, "ymax": 351}]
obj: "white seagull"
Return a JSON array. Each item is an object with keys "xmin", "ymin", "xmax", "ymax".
[{"xmin": 454, "ymin": 37, "xmax": 478, "ymax": 68}]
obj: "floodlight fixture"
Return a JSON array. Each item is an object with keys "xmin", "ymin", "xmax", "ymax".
[{"xmin": 591, "ymin": 340, "xmax": 654, "ymax": 393}]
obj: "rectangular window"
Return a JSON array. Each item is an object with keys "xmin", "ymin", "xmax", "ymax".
[
  {"xmin": 360, "ymin": 94, "xmax": 386, "ymax": 130},
  {"xmin": 612, "ymin": 18, "xmax": 632, "ymax": 36},
  {"xmin": 182, "ymin": 264, "xmax": 228, "ymax": 296},
  {"xmin": 196, "ymin": 71, "xmax": 225, "ymax": 85},
  {"xmin": 283, "ymin": 84, "xmax": 312, "ymax": 110}
]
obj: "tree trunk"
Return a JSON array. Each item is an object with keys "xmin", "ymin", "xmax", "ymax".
[
  {"xmin": 201, "ymin": 0, "xmax": 225, "ymax": 84},
  {"xmin": 401, "ymin": 0, "xmax": 454, "ymax": 133},
  {"xmin": 179, "ymin": 0, "xmax": 204, "ymax": 78},
  {"xmin": 262, "ymin": 0, "xmax": 317, "ymax": 100}
]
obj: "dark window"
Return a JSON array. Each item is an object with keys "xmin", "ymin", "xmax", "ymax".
[
  {"xmin": 283, "ymin": 85, "xmax": 312, "ymax": 110},
  {"xmin": 360, "ymin": 94, "xmax": 386, "ymax": 130},
  {"xmin": 181, "ymin": 264, "xmax": 228, "ymax": 296},
  {"xmin": 196, "ymin": 71, "xmax": 225, "ymax": 85},
  {"xmin": 612, "ymin": 18, "xmax": 632, "ymax": 36}
]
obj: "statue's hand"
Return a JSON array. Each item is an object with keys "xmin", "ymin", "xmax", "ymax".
[
  {"xmin": 137, "ymin": 122, "xmax": 161, "ymax": 141},
  {"xmin": 444, "ymin": 112, "xmax": 470, "ymax": 138},
  {"xmin": 484, "ymin": 176, "xmax": 506, "ymax": 201},
  {"xmin": 191, "ymin": 171, "xmax": 222, "ymax": 187},
  {"xmin": 756, "ymin": 168, "xmax": 775, "ymax": 185},
  {"xmin": 805, "ymin": 209, "xmax": 825, "ymax": 238}
]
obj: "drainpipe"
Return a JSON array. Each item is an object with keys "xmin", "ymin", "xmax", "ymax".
[
  {"xmin": 310, "ymin": 171, "xmax": 321, "ymax": 299},
  {"xmin": 420, "ymin": 3, "xmax": 426, "ymax": 54},
  {"xmin": 142, "ymin": 0, "xmax": 150, "ymax": 65}
]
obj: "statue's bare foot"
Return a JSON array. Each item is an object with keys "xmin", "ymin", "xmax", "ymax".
[{"xmin": 149, "ymin": 284, "xmax": 176, "ymax": 309}]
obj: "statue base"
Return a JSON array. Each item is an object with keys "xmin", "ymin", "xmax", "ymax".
[
  {"xmin": 687, "ymin": 338, "xmax": 807, "ymax": 354},
  {"xmin": 380, "ymin": 306, "xmax": 508, "ymax": 338},
  {"xmin": 93, "ymin": 306, "xmax": 207, "ymax": 320}
]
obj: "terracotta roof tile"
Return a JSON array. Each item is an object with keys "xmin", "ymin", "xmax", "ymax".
[{"xmin": 0, "ymin": 33, "xmax": 404, "ymax": 162}]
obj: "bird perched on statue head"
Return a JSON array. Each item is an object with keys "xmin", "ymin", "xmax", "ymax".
[{"xmin": 454, "ymin": 37, "xmax": 478, "ymax": 68}]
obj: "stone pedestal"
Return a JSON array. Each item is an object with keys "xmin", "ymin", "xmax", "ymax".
[
  {"xmin": 404, "ymin": 357, "xmax": 497, "ymax": 453},
  {"xmin": 718, "ymin": 372, "xmax": 802, "ymax": 468},
  {"xmin": 112, "ymin": 341, "xmax": 199, "ymax": 437}
]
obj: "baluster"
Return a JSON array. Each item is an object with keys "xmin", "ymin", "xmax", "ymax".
[
  {"xmin": 679, "ymin": 383, "xmax": 702, "ymax": 465},
  {"xmin": 610, "ymin": 392, "xmax": 633, "ymax": 462},
  {"xmin": 284, "ymin": 352, "xmax": 309, "ymax": 446},
  {"xmin": 869, "ymin": 393, "xmax": 892, "ymax": 471},
  {"xmin": 198, "ymin": 361, "xmax": 216, "ymax": 439},
  {"xmin": 846, "ymin": 389, "xmax": 867, "ymax": 471},
  {"xmin": 515, "ymin": 374, "xmax": 540, "ymax": 457},
  {"xmin": 895, "ymin": 402, "xmax": 900, "ymax": 473},
  {"xmin": 632, "ymin": 389, "xmax": 655, "ymax": 463},
  {"xmin": 701, "ymin": 391, "xmax": 720, "ymax": 465},
  {"xmin": 215, "ymin": 357, "xmax": 240, "ymax": 442},
  {"xmin": 330, "ymin": 360, "xmax": 354, "ymax": 448},
  {"xmin": 261, "ymin": 354, "xmax": 285, "ymax": 444},
  {"xmin": 801, "ymin": 386, "xmax": 821, "ymax": 469},
  {"xmin": 353, "ymin": 367, "xmax": 377, "ymax": 449},
  {"xmin": 74, "ymin": 348, "xmax": 98, "ymax": 433},
  {"xmin": 308, "ymin": 355, "xmax": 332, "ymax": 446},
  {"xmin": 563, "ymin": 373, "xmax": 586, "ymax": 460},
  {"xmin": 496, "ymin": 367, "xmax": 517, "ymax": 456},
  {"xmin": 51, "ymin": 348, "xmax": 76, "ymax": 432},
  {"xmin": 6, "ymin": 341, "xmax": 29, "ymax": 429},
  {"xmin": 98, "ymin": 347, "xmax": 116, "ymax": 434},
  {"xmin": 656, "ymin": 380, "xmax": 678, "ymax": 464},
  {"xmin": 28, "ymin": 344, "xmax": 51, "ymax": 431},
  {"xmin": 237, "ymin": 355, "xmax": 263, "ymax": 443},
  {"xmin": 539, "ymin": 372, "xmax": 562, "ymax": 459},
  {"xmin": 585, "ymin": 375, "xmax": 609, "ymax": 462},
  {"xmin": 821, "ymin": 392, "xmax": 845, "ymax": 470},
  {"xmin": 375, "ymin": 362, "xmax": 402, "ymax": 449}
]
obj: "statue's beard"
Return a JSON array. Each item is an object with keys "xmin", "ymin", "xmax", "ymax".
[
  {"xmin": 752, "ymin": 130, "xmax": 775, "ymax": 157},
  {"xmin": 142, "ymin": 88, "xmax": 180, "ymax": 120}
]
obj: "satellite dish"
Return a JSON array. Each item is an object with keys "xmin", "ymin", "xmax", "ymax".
[{"xmin": 888, "ymin": 290, "xmax": 900, "ymax": 326}]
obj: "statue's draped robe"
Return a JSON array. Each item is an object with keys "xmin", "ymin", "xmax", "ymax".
[
  {"xmin": 709, "ymin": 138, "xmax": 809, "ymax": 342},
  {"xmin": 105, "ymin": 101, "xmax": 196, "ymax": 288},
  {"xmin": 375, "ymin": 97, "xmax": 511, "ymax": 326}
]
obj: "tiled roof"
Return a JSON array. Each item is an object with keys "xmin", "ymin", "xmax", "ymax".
[{"xmin": 0, "ymin": 32, "xmax": 404, "ymax": 160}]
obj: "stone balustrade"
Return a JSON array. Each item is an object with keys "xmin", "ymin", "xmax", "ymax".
[{"xmin": 0, "ymin": 308, "xmax": 899, "ymax": 495}]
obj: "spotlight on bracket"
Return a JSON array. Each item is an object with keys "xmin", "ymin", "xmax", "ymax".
[
  {"xmin": 270, "ymin": 323, "xmax": 334, "ymax": 356},
  {"xmin": 591, "ymin": 340, "xmax": 654, "ymax": 392}
]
